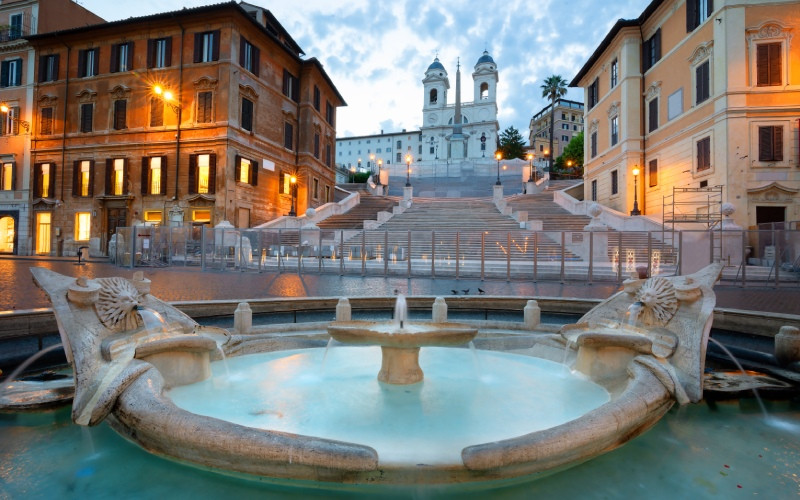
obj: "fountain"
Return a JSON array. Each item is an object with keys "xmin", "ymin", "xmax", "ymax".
[{"xmin": 22, "ymin": 264, "xmax": 735, "ymax": 485}]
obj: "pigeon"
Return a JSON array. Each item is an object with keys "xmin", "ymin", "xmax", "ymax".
[
  {"xmin": 478, "ymin": 288, "xmax": 485, "ymax": 295},
  {"xmin": 462, "ymin": 289, "xmax": 470, "ymax": 295},
  {"xmin": 393, "ymin": 289, "xmax": 399, "ymax": 295},
  {"xmin": 451, "ymin": 290, "xmax": 459, "ymax": 295}
]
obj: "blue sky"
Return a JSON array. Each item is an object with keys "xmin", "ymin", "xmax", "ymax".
[{"xmin": 80, "ymin": 0, "xmax": 651, "ymax": 138}]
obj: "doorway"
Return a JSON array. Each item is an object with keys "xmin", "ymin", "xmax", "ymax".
[
  {"xmin": 0, "ymin": 214, "xmax": 15, "ymax": 253},
  {"xmin": 107, "ymin": 207, "xmax": 128, "ymax": 247},
  {"xmin": 756, "ymin": 206, "xmax": 786, "ymax": 228},
  {"xmin": 35, "ymin": 212, "xmax": 51, "ymax": 254}
]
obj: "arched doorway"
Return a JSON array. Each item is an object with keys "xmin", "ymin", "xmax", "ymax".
[{"xmin": 0, "ymin": 213, "xmax": 16, "ymax": 254}]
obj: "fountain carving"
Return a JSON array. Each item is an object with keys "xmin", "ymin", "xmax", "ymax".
[{"xmin": 28, "ymin": 263, "xmax": 723, "ymax": 485}]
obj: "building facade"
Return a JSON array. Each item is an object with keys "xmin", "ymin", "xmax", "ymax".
[
  {"xmin": 336, "ymin": 51, "xmax": 500, "ymax": 171},
  {"xmin": 26, "ymin": 1, "xmax": 344, "ymax": 256},
  {"xmin": 0, "ymin": 0, "xmax": 103, "ymax": 255},
  {"xmin": 572, "ymin": 0, "xmax": 799, "ymax": 229},
  {"xmin": 528, "ymin": 98, "xmax": 584, "ymax": 170}
]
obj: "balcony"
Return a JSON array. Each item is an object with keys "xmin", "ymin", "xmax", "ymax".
[{"xmin": 0, "ymin": 22, "xmax": 32, "ymax": 44}]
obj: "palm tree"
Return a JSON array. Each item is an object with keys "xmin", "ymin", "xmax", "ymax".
[{"xmin": 541, "ymin": 75, "xmax": 568, "ymax": 172}]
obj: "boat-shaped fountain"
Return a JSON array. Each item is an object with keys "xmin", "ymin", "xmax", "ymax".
[{"xmin": 29, "ymin": 264, "xmax": 723, "ymax": 485}]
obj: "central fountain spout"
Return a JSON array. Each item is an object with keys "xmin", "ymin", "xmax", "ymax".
[{"xmin": 395, "ymin": 294, "xmax": 408, "ymax": 330}]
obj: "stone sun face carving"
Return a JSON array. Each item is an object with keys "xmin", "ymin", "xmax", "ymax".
[
  {"xmin": 635, "ymin": 277, "xmax": 678, "ymax": 327},
  {"xmin": 95, "ymin": 277, "xmax": 143, "ymax": 332}
]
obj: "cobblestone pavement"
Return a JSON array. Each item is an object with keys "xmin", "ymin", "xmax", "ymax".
[{"xmin": 1, "ymin": 256, "xmax": 798, "ymax": 315}]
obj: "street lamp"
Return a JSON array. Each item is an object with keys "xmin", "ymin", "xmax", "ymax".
[
  {"xmin": 0, "ymin": 104, "xmax": 30, "ymax": 132},
  {"xmin": 405, "ymin": 154, "xmax": 412, "ymax": 187},
  {"xmin": 349, "ymin": 165, "xmax": 356, "ymax": 183},
  {"xmin": 288, "ymin": 175, "xmax": 298, "ymax": 216},
  {"xmin": 152, "ymin": 84, "xmax": 182, "ymax": 199},
  {"xmin": 369, "ymin": 153, "xmax": 375, "ymax": 174},
  {"xmin": 630, "ymin": 166, "xmax": 641, "ymax": 216},
  {"xmin": 495, "ymin": 151, "xmax": 502, "ymax": 185},
  {"xmin": 376, "ymin": 158, "xmax": 383, "ymax": 186},
  {"xmin": 526, "ymin": 152, "xmax": 534, "ymax": 182}
]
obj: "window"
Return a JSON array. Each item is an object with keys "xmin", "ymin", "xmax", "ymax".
[
  {"xmin": 34, "ymin": 163, "xmax": 55, "ymax": 198},
  {"xmin": 283, "ymin": 122, "xmax": 294, "ymax": 150},
  {"xmin": 113, "ymin": 100, "xmax": 127, "ymax": 130},
  {"xmin": 326, "ymin": 101, "xmax": 335, "ymax": 125},
  {"xmin": 194, "ymin": 31, "xmax": 220, "ymax": 63},
  {"xmin": 282, "ymin": 70, "xmax": 298, "ymax": 102},
  {"xmin": 648, "ymin": 159, "xmax": 658, "ymax": 187},
  {"xmin": 40, "ymin": 107, "xmax": 54, "ymax": 135},
  {"xmin": 75, "ymin": 212, "xmax": 91, "ymax": 241},
  {"xmin": 314, "ymin": 133, "xmax": 320, "ymax": 159},
  {"xmin": 561, "ymin": 123, "xmax": 569, "ymax": 130},
  {"xmin": 667, "ymin": 89, "xmax": 683, "ymax": 120},
  {"xmin": 695, "ymin": 60, "xmax": 710, "ymax": 104},
  {"xmin": 150, "ymin": 98, "xmax": 164, "ymax": 127},
  {"xmin": 396, "ymin": 152, "xmax": 402, "ymax": 163},
  {"xmin": 591, "ymin": 131, "xmax": 597, "ymax": 158},
  {"xmin": 241, "ymin": 97, "xmax": 253, "ymax": 132},
  {"xmin": 313, "ymin": 178, "xmax": 319, "ymax": 199},
  {"xmin": 9, "ymin": 13, "xmax": 22, "ymax": 40},
  {"xmin": 697, "ymin": 137, "xmax": 711, "ymax": 171},
  {"xmin": 326, "ymin": 143, "xmax": 332, "ymax": 167},
  {"xmin": 239, "ymin": 37, "xmax": 259, "ymax": 75},
  {"xmin": 192, "ymin": 210, "xmax": 211, "ymax": 223},
  {"xmin": 144, "ymin": 211, "xmax": 162, "ymax": 224},
  {"xmin": 313, "ymin": 86, "xmax": 321, "ymax": 111},
  {"xmin": 591, "ymin": 180, "xmax": 597, "ymax": 201},
  {"xmin": 35, "ymin": 212, "xmax": 51, "ymax": 254},
  {"xmin": 196, "ymin": 91, "xmax": 212, "ymax": 123},
  {"xmin": 588, "ymin": 78, "xmax": 599, "ymax": 108},
  {"xmin": 147, "ymin": 37, "xmax": 172, "ymax": 69},
  {"xmin": 110, "ymin": 42, "xmax": 133, "ymax": 73},
  {"xmin": 1, "ymin": 106, "xmax": 19, "ymax": 135},
  {"xmin": 758, "ymin": 126, "xmax": 783, "ymax": 162},
  {"xmin": 396, "ymin": 140, "xmax": 402, "ymax": 149},
  {"xmin": 73, "ymin": 160, "xmax": 93, "ymax": 197},
  {"xmin": 80, "ymin": 103, "xmax": 93, "ymax": 133},
  {"xmin": 610, "ymin": 59, "xmax": 618, "ymax": 88},
  {"xmin": 756, "ymin": 43, "xmax": 781, "ymax": 87},
  {"xmin": 106, "ymin": 158, "xmax": 127, "ymax": 195},
  {"xmin": 611, "ymin": 170, "xmax": 618, "ymax": 195},
  {"xmin": 687, "ymin": 0, "xmax": 713, "ymax": 32},
  {"xmin": 38, "ymin": 54, "xmax": 59, "ymax": 82},
  {"xmin": 235, "ymin": 156, "xmax": 257, "ymax": 185},
  {"xmin": 430, "ymin": 146, "xmax": 435, "ymax": 154},
  {"xmin": 562, "ymin": 135, "xmax": 569, "ymax": 142},
  {"xmin": 648, "ymin": 98, "xmax": 658, "ymax": 132},
  {"xmin": 642, "ymin": 29, "xmax": 661, "ymax": 72},
  {"xmin": 77, "ymin": 49, "xmax": 98, "ymax": 78},
  {"xmin": 1, "ymin": 162, "xmax": 14, "ymax": 190},
  {"xmin": 610, "ymin": 116, "xmax": 618, "ymax": 146},
  {"xmin": 480, "ymin": 82, "xmax": 489, "ymax": 99},
  {"xmin": 1, "ymin": 58, "xmax": 22, "ymax": 87},
  {"xmin": 142, "ymin": 156, "xmax": 167, "ymax": 195},
  {"xmin": 325, "ymin": 185, "xmax": 331, "ymax": 202},
  {"xmin": 189, "ymin": 153, "xmax": 215, "ymax": 194},
  {"xmin": 562, "ymin": 113, "xmax": 567, "ymax": 120},
  {"xmin": 279, "ymin": 171, "xmax": 293, "ymax": 194}
]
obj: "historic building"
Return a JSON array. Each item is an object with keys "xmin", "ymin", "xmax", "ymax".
[
  {"xmin": 571, "ymin": 0, "xmax": 799, "ymax": 230},
  {"xmin": 528, "ymin": 98, "xmax": 584, "ymax": 170},
  {"xmin": 25, "ymin": 1, "xmax": 344, "ymax": 256},
  {"xmin": 0, "ymin": 0, "xmax": 103, "ymax": 255},
  {"xmin": 336, "ymin": 51, "xmax": 500, "ymax": 171}
]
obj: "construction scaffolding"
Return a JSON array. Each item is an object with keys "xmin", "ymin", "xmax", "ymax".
[{"xmin": 662, "ymin": 185, "xmax": 724, "ymax": 267}]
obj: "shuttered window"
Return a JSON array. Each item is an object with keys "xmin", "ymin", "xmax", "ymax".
[
  {"xmin": 696, "ymin": 60, "xmax": 710, "ymax": 104},
  {"xmin": 697, "ymin": 137, "xmax": 711, "ymax": 171},
  {"xmin": 756, "ymin": 43, "xmax": 781, "ymax": 87},
  {"xmin": 648, "ymin": 98, "xmax": 658, "ymax": 132},
  {"xmin": 758, "ymin": 126, "xmax": 783, "ymax": 162},
  {"xmin": 113, "ymin": 100, "xmax": 127, "ymax": 130},
  {"xmin": 611, "ymin": 170, "xmax": 618, "ymax": 195},
  {"xmin": 686, "ymin": 0, "xmax": 713, "ymax": 32},
  {"xmin": 648, "ymin": 159, "xmax": 658, "ymax": 187},
  {"xmin": 80, "ymin": 103, "xmax": 93, "ymax": 133},
  {"xmin": 193, "ymin": 31, "xmax": 220, "ymax": 63},
  {"xmin": 284, "ymin": 122, "xmax": 294, "ymax": 150},
  {"xmin": 642, "ymin": 29, "xmax": 661, "ymax": 72},
  {"xmin": 241, "ymin": 97, "xmax": 253, "ymax": 132},
  {"xmin": 197, "ymin": 91, "xmax": 212, "ymax": 123},
  {"xmin": 150, "ymin": 98, "xmax": 164, "ymax": 127},
  {"xmin": 590, "ymin": 131, "xmax": 597, "ymax": 158}
]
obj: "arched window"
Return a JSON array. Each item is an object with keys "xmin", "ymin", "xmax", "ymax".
[
  {"xmin": 480, "ymin": 82, "xmax": 489, "ymax": 100},
  {"xmin": 429, "ymin": 89, "xmax": 438, "ymax": 104}
]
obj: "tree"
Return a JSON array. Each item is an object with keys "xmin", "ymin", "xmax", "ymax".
[
  {"xmin": 540, "ymin": 75, "xmax": 568, "ymax": 172},
  {"xmin": 497, "ymin": 126, "xmax": 526, "ymax": 160},
  {"xmin": 560, "ymin": 132, "xmax": 584, "ymax": 176}
]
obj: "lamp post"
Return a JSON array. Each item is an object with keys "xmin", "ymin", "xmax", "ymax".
[
  {"xmin": 288, "ymin": 175, "xmax": 297, "ymax": 216},
  {"xmin": 369, "ymin": 153, "xmax": 375, "ymax": 174},
  {"xmin": 405, "ymin": 154, "xmax": 412, "ymax": 187},
  {"xmin": 495, "ymin": 151, "xmax": 502, "ymax": 185},
  {"xmin": 630, "ymin": 166, "xmax": 641, "ymax": 216},
  {"xmin": 152, "ymin": 84, "xmax": 182, "ymax": 200},
  {"xmin": 376, "ymin": 158, "xmax": 383, "ymax": 187},
  {"xmin": 527, "ymin": 152, "xmax": 534, "ymax": 182},
  {"xmin": 349, "ymin": 166, "xmax": 356, "ymax": 183}
]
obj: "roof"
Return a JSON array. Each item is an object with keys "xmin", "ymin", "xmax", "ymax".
[
  {"xmin": 569, "ymin": 0, "xmax": 664, "ymax": 87},
  {"xmin": 476, "ymin": 50, "xmax": 494, "ymax": 66},
  {"xmin": 427, "ymin": 58, "xmax": 445, "ymax": 72}
]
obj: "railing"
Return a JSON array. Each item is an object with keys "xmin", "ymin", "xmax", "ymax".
[{"xmin": 111, "ymin": 226, "xmax": 800, "ymax": 287}]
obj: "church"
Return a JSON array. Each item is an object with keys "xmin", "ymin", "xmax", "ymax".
[{"xmin": 335, "ymin": 51, "xmax": 500, "ymax": 173}]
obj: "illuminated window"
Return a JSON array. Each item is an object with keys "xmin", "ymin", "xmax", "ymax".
[
  {"xmin": 149, "ymin": 157, "xmax": 162, "ymax": 195},
  {"xmin": 75, "ymin": 212, "xmax": 91, "ymax": 241},
  {"xmin": 40, "ymin": 163, "xmax": 51, "ymax": 198},
  {"xmin": 192, "ymin": 209, "xmax": 211, "ymax": 223},
  {"xmin": 36, "ymin": 212, "xmax": 51, "ymax": 254},
  {"xmin": 1, "ymin": 162, "xmax": 13, "ymax": 190},
  {"xmin": 281, "ymin": 172, "xmax": 291, "ymax": 194},
  {"xmin": 197, "ymin": 154, "xmax": 210, "ymax": 193},
  {"xmin": 111, "ymin": 158, "xmax": 125, "ymax": 195},
  {"xmin": 239, "ymin": 158, "xmax": 250, "ymax": 183},
  {"xmin": 79, "ymin": 160, "xmax": 91, "ymax": 196},
  {"xmin": 144, "ymin": 211, "xmax": 162, "ymax": 224}
]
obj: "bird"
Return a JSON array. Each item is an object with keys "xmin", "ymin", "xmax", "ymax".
[
  {"xmin": 393, "ymin": 289, "xmax": 399, "ymax": 295},
  {"xmin": 451, "ymin": 289, "xmax": 459, "ymax": 295},
  {"xmin": 462, "ymin": 289, "xmax": 470, "ymax": 295},
  {"xmin": 478, "ymin": 288, "xmax": 485, "ymax": 295}
]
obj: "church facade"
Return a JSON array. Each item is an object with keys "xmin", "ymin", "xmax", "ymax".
[{"xmin": 335, "ymin": 51, "xmax": 500, "ymax": 171}]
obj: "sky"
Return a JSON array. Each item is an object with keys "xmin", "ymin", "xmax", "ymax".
[{"xmin": 78, "ymin": 0, "xmax": 652, "ymax": 139}]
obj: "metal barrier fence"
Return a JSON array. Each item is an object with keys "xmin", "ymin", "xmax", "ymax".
[{"xmin": 111, "ymin": 226, "xmax": 800, "ymax": 286}]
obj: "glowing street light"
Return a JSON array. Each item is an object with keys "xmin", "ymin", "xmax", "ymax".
[
  {"xmin": 527, "ymin": 152, "xmax": 534, "ymax": 182},
  {"xmin": 289, "ymin": 175, "xmax": 298, "ymax": 216},
  {"xmin": 630, "ymin": 166, "xmax": 641, "ymax": 216},
  {"xmin": 495, "ymin": 151, "xmax": 502, "ymax": 185},
  {"xmin": 405, "ymin": 154, "xmax": 412, "ymax": 187}
]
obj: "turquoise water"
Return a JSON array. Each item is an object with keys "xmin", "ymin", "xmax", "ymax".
[
  {"xmin": 168, "ymin": 347, "xmax": 610, "ymax": 465},
  {"xmin": 1, "ymin": 395, "xmax": 798, "ymax": 498}
]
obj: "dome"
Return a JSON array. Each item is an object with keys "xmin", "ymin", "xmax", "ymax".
[
  {"xmin": 427, "ymin": 57, "xmax": 445, "ymax": 72},
  {"xmin": 476, "ymin": 50, "xmax": 494, "ymax": 65}
]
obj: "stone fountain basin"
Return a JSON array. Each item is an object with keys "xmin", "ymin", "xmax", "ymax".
[
  {"xmin": 327, "ymin": 321, "xmax": 478, "ymax": 347},
  {"xmin": 104, "ymin": 341, "xmax": 675, "ymax": 484},
  {"xmin": 561, "ymin": 321, "xmax": 678, "ymax": 359}
]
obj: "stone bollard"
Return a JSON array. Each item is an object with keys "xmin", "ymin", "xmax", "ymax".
[
  {"xmin": 233, "ymin": 302, "xmax": 252, "ymax": 334},
  {"xmin": 336, "ymin": 298, "xmax": 352, "ymax": 322},
  {"xmin": 774, "ymin": 326, "xmax": 800, "ymax": 367},
  {"xmin": 524, "ymin": 300, "xmax": 541, "ymax": 330},
  {"xmin": 432, "ymin": 297, "xmax": 447, "ymax": 323}
]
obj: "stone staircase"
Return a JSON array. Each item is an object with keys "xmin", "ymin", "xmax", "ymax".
[{"xmin": 316, "ymin": 191, "xmax": 399, "ymax": 230}]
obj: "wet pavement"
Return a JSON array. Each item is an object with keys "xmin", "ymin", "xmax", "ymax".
[{"xmin": 1, "ymin": 255, "xmax": 798, "ymax": 315}]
